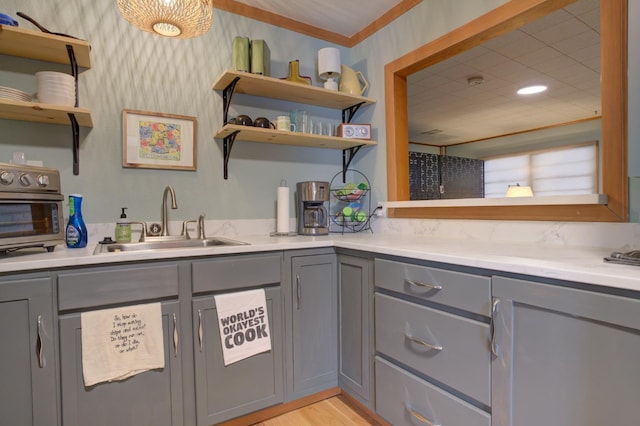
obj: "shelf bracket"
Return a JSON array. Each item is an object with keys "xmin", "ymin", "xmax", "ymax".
[
  {"xmin": 223, "ymin": 130, "xmax": 240, "ymax": 179},
  {"xmin": 342, "ymin": 102, "xmax": 365, "ymax": 124},
  {"xmin": 65, "ymin": 45, "xmax": 79, "ymax": 107},
  {"xmin": 342, "ymin": 145, "xmax": 363, "ymax": 182},
  {"xmin": 222, "ymin": 77, "xmax": 241, "ymax": 124},
  {"xmin": 68, "ymin": 113, "xmax": 80, "ymax": 175}
]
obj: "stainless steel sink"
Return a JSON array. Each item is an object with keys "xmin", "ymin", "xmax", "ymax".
[{"xmin": 93, "ymin": 236, "xmax": 248, "ymax": 254}]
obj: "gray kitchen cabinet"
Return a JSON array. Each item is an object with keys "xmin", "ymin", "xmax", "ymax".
[
  {"xmin": 192, "ymin": 287, "xmax": 283, "ymax": 425},
  {"xmin": 337, "ymin": 253, "xmax": 374, "ymax": 408},
  {"xmin": 0, "ymin": 275, "xmax": 58, "ymax": 426},
  {"xmin": 58, "ymin": 300, "xmax": 183, "ymax": 426},
  {"xmin": 191, "ymin": 253, "xmax": 284, "ymax": 425},
  {"xmin": 492, "ymin": 276, "xmax": 640, "ymax": 426},
  {"xmin": 374, "ymin": 257, "xmax": 492, "ymax": 425},
  {"xmin": 56, "ymin": 263, "xmax": 184, "ymax": 426},
  {"xmin": 285, "ymin": 250, "xmax": 338, "ymax": 400}
]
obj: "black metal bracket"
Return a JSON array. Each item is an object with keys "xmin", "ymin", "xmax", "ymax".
[
  {"xmin": 342, "ymin": 102, "xmax": 365, "ymax": 124},
  {"xmin": 221, "ymin": 76, "xmax": 242, "ymax": 179},
  {"xmin": 68, "ymin": 113, "xmax": 80, "ymax": 175},
  {"xmin": 65, "ymin": 45, "xmax": 79, "ymax": 107},
  {"xmin": 223, "ymin": 131, "xmax": 240, "ymax": 179},
  {"xmin": 222, "ymin": 77, "xmax": 240, "ymax": 124},
  {"xmin": 65, "ymin": 44, "xmax": 81, "ymax": 175},
  {"xmin": 342, "ymin": 145, "xmax": 363, "ymax": 182}
]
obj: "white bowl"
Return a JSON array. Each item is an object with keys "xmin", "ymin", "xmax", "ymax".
[
  {"xmin": 36, "ymin": 71, "xmax": 74, "ymax": 85},
  {"xmin": 38, "ymin": 82, "xmax": 76, "ymax": 91},
  {"xmin": 38, "ymin": 86, "xmax": 76, "ymax": 96},
  {"xmin": 38, "ymin": 91, "xmax": 76, "ymax": 106}
]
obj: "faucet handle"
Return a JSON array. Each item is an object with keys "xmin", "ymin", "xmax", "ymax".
[
  {"xmin": 181, "ymin": 219, "xmax": 196, "ymax": 239},
  {"xmin": 130, "ymin": 221, "xmax": 149, "ymax": 242},
  {"xmin": 181, "ymin": 214, "xmax": 206, "ymax": 240}
]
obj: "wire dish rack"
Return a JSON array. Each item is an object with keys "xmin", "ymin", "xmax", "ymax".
[{"xmin": 329, "ymin": 169, "xmax": 374, "ymax": 233}]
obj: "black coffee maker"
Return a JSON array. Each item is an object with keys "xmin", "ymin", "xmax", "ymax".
[{"xmin": 296, "ymin": 181, "xmax": 329, "ymax": 235}]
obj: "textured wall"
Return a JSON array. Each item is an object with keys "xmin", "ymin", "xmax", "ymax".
[
  {"xmin": 1, "ymin": 0, "xmax": 637, "ymax": 224},
  {"xmin": 0, "ymin": 1, "xmax": 349, "ymax": 223}
]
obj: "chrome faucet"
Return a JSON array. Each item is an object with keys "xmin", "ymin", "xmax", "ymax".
[{"xmin": 161, "ymin": 185, "xmax": 177, "ymax": 236}]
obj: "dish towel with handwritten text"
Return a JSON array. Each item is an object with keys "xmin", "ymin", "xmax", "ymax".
[
  {"xmin": 81, "ymin": 302, "xmax": 165, "ymax": 386},
  {"xmin": 214, "ymin": 289, "xmax": 271, "ymax": 366}
]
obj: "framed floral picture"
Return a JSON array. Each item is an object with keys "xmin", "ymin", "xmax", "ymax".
[{"xmin": 122, "ymin": 109, "xmax": 197, "ymax": 170}]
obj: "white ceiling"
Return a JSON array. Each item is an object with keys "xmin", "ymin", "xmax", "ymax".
[
  {"xmin": 231, "ymin": 0, "xmax": 405, "ymax": 37},
  {"xmin": 407, "ymin": 0, "xmax": 601, "ymax": 146}
]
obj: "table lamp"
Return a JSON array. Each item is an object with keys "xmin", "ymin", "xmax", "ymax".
[
  {"xmin": 318, "ymin": 47, "xmax": 341, "ymax": 90},
  {"xmin": 505, "ymin": 183, "xmax": 534, "ymax": 197}
]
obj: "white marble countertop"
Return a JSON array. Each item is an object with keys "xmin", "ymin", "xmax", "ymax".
[{"xmin": 1, "ymin": 233, "xmax": 639, "ymax": 293}]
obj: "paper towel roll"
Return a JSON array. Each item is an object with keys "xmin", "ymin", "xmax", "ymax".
[{"xmin": 277, "ymin": 185, "xmax": 289, "ymax": 233}]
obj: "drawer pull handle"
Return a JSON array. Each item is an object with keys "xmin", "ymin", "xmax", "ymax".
[
  {"xmin": 405, "ymin": 279, "xmax": 442, "ymax": 291},
  {"xmin": 406, "ymin": 405, "xmax": 442, "ymax": 426},
  {"xmin": 296, "ymin": 273, "xmax": 301, "ymax": 310},
  {"xmin": 36, "ymin": 315, "xmax": 44, "ymax": 368},
  {"xmin": 490, "ymin": 298, "xmax": 500, "ymax": 356},
  {"xmin": 198, "ymin": 309, "xmax": 203, "ymax": 352},
  {"xmin": 406, "ymin": 334, "xmax": 443, "ymax": 351},
  {"xmin": 173, "ymin": 313, "xmax": 179, "ymax": 358}
]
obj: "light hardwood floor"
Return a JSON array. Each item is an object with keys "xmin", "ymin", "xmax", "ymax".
[{"xmin": 251, "ymin": 396, "xmax": 384, "ymax": 426}]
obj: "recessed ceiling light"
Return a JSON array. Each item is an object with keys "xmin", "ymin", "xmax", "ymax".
[{"xmin": 517, "ymin": 85, "xmax": 548, "ymax": 95}]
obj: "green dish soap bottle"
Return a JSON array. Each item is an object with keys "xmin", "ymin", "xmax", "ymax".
[
  {"xmin": 66, "ymin": 194, "xmax": 87, "ymax": 248},
  {"xmin": 115, "ymin": 207, "xmax": 131, "ymax": 243}
]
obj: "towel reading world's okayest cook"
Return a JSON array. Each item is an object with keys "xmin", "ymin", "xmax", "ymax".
[
  {"xmin": 81, "ymin": 302, "xmax": 165, "ymax": 386},
  {"xmin": 214, "ymin": 289, "xmax": 271, "ymax": 366}
]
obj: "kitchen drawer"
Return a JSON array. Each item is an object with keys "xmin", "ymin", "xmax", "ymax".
[
  {"xmin": 375, "ymin": 293, "xmax": 491, "ymax": 405},
  {"xmin": 375, "ymin": 258, "xmax": 491, "ymax": 316},
  {"xmin": 192, "ymin": 253, "xmax": 281, "ymax": 293},
  {"xmin": 58, "ymin": 263, "xmax": 179, "ymax": 311},
  {"xmin": 375, "ymin": 357, "xmax": 490, "ymax": 426}
]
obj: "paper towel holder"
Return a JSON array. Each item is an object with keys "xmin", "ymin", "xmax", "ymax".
[{"xmin": 270, "ymin": 179, "xmax": 298, "ymax": 237}]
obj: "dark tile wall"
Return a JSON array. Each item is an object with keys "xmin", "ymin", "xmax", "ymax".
[{"xmin": 409, "ymin": 152, "xmax": 484, "ymax": 200}]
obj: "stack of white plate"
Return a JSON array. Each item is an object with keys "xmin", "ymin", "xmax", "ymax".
[
  {"xmin": 36, "ymin": 71, "xmax": 76, "ymax": 107},
  {"xmin": 0, "ymin": 86, "xmax": 32, "ymax": 102}
]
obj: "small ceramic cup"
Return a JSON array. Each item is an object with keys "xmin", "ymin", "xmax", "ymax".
[{"xmin": 276, "ymin": 115, "xmax": 296, "ymax": 132}]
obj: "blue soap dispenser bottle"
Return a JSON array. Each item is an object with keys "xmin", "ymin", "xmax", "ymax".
[{"xmin": 66, "ymin": 194, "xmax": 88, "ymax": 248}]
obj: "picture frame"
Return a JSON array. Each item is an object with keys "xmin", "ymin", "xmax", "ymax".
[{"xmin": 122, "ymin": 109, "xmax": 197, "ymax": 171}]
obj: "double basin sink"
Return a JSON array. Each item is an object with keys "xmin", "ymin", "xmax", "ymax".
[{"xmin": 93, "ymin": 236, "xmax": 248, "ymax": 255}]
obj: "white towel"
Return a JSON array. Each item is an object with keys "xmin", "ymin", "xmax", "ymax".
[
  {"xmin": 81, "ymin": 302, "xmax": 165, "ymax": 386},
  {"xmin": 214, "ymin": 289, "xmax": 271, "ymax": 366}
]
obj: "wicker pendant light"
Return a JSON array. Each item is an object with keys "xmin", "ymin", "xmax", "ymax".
[{"xmin": 116, "ymin": 0, "xmax": 214, "ymax": 39}]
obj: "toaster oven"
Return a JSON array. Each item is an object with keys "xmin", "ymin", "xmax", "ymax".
[{"xmin": 0, "ymin": 162, "xmax": 64, "ymax": 254}]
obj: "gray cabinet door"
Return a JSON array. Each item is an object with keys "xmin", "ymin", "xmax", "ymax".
[
  {"xmin": 59, "ymin": 300, "xmax": 183, "ymax": 426},
  {"xmin": 492, "ymin": 276, "xmax": 640, "ymax": 426},
  {"xmin": 290, "ymin": 253, "xmax": 338, "ymax": 398},
  {"xmin": 338, "ymin": 254, "xmax": 373, "ymax": 408},
  {"xmin": 192, "ymin": 286, "xmax": 284, "ymax": 426},
  {"xmin": 0, "ymin": 277, "xmax": 57, "ymax": 426}
]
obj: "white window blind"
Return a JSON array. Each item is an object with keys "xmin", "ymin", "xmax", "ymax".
[{"xmin": 483, "ymin": 143, "xmax": 598, "ymax": 198}]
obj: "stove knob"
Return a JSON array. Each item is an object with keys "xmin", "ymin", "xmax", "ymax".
[
  {"xmin": 37, "ymin": 175, "xmax": 50, "ymax": 187},
  {"xmin": 0, "ymin": 171, "xmax": 15, "ymax": 185},
  {"xmin": 19, "ymin": 173, "xmax": 33, "ymax": 187}
]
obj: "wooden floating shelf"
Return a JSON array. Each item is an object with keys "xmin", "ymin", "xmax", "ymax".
[
  {"xmin": 212, "ymin": 69, "xmax": 376, "ymax": 110},
  {"xmin": 0, "ymin": 25, "xmax": 91, "ymax": 68},
  {"xmin": 0, "ymin": 98, "xmax": 93, "ymax": 127},
  {"xmin": 214, "ymin": 124, "xmax": 376, "ymax": 150}
]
